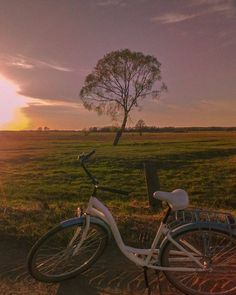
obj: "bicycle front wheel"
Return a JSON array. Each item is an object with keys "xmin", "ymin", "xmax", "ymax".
[
  {"xmin": 161, "ymin": 225, "xmax": 236, "ymax": 295},
  {"xmin": 28, "ymin": 219, "xmax": 108, "ymax": 282}
]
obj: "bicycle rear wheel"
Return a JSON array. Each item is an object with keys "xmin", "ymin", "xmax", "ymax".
[
  {"xmin": 28, "ymin": 219, "xmax": 108, "ymax": 282},
  {"xmin": 161, "ymin": 225, "xmax": 236, "ymax": 295}
]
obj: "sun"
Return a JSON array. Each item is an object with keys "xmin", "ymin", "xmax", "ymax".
[{"xmin": 0, "ymin": 74, "xmax": 30, "ymax": 130}]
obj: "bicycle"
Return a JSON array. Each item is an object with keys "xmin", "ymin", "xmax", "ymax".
[{"xmin": 27, "ymin": 151, "xmax": 236, "ymax": 295}]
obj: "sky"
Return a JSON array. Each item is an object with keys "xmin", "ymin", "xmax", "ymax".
[{"xmin": 0, "ymin": 0, "xmax": 236, "ymax": 130}]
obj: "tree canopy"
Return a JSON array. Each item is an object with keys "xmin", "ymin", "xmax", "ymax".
[{"xmin": 80, "ymin": 49, "xmax": 166, "ymax": 145}]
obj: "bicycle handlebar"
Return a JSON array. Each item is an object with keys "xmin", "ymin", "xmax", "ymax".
[
  {"xmin": 78, "ymin": 150, "xmax": 96, "ymax": 164},
  {"xmin": 77, "ymin": 150, "xmax": 130, "ymax": 196},
  {"xmin": 97, "ymin": 186, "xmax": 129, "ymax": 196}
]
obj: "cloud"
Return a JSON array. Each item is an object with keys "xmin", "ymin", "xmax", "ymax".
[
  {"xmin": 1, "ymin": 54, "xmax": 74, "ymax": 72},
  {"xmin": 96, "ymin": 0, "xmax": 126, "ymax": 7},
  {"xmin": 150, "ymin": 12, "xmax": 200, "ymax": 24},
  {"xmin": 143, "ymin": 97, "xmax": 236, "ymax": 127},
  {"xmin": 28, "ymin": 98, "xmax": 82, "ymax": 109},
  {"xmin": 9, "ymin": 60, "xmax": 34, "ymax": 70},
  {"xmin": 192, "ymin": 0, "xmax": 235, "ymax": 17},
  {"xmin": 151, "ymin": 0, "xmax": 236, "ymax": 25},
  {"xmin": 35, "ymin": 60, "xmax": 73, "ymax": 72}
]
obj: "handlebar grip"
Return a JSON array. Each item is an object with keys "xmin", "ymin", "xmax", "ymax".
[{"xmin": 78, "ymin": 150, "xmax": 96, "ymax": 163}]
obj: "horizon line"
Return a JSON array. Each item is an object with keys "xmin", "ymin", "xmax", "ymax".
[{"xmin": 1, "ymin": 126, "xmax": 236, "ymax": 132}]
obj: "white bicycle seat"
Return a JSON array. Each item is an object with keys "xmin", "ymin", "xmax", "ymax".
[{"xmin": 153, "ymin": 189, "xmax": 189, "ymax": 211}]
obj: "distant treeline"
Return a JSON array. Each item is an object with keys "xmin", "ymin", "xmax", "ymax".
[
  {"xmin": 87, "ymin": 126, "xmax": 236, "ymax": 133},
  {"xmin": 31, "ymin": 126, "xmax": 236, "ymax": 133}
]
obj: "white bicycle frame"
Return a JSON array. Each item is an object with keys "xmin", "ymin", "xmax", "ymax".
[{"xmin": 79, "ymin": 196, "xmax": 206, "ymax": 272}]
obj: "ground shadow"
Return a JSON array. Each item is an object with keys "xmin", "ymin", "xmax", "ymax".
[
  {"xmin": 0, "ymin": 235, "xmax": 180, "ymax": 295},
  {"xmin": 0, "ymin": 235, "xmax": 58, "ymax": 295},
  {"xmin": 57, "ymin": 242, "xmax": 181, "ymax": 295}
]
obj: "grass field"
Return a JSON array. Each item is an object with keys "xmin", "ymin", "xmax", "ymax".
[{"xmin": 0, "ymin": 131, "xmax": 236, "ymax": 241}]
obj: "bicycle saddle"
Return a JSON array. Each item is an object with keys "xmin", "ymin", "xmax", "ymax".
[{"xmin": 153, "ymin": 189, "xmax": 189, "ymax": 211}]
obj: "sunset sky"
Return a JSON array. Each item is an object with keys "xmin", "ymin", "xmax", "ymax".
[{"xmin": 0, "ymin": 0, "xmax": 235, "ymax": 130}]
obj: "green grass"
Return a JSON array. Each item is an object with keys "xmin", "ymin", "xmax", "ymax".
[{"xmin": 0, "ymin": 131, "xmax": 236, "ymax": 240}]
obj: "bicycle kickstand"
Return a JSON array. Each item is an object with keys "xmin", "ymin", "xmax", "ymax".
[{"xmin": 143, "ymin": 267, "xmax": 151, "ymax": 294}]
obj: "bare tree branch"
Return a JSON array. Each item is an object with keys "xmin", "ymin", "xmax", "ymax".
[{"xmin": 80, "ymin": 49, "xmax": 166, "ymax": 145}]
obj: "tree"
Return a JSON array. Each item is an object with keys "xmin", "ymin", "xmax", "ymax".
[
  {"xmin": 135, "ymin": 119, "xmax": 146, "ymax": 136},
  {"xmin": 80, "ymin": 49, "xmax": 166, "ymax": 146}
]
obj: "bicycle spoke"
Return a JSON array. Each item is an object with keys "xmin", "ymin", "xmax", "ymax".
[
  {"xmin": 29, "ymin": 222, "xmax": 108, "ymax": 280},
  {"xmin": 162, "ymin": 228, "xmax": 236, "ymax": 294}
]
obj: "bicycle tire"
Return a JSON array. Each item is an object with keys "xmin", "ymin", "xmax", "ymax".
[
  {"xmin": 27, "ymin": 219, "xmax": 108, "ymax": 282},
  {"xmin": 160, "ymin": 224, "xmax": 236, "ymax": 295}
]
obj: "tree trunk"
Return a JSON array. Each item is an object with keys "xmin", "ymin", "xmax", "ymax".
[{"xmin": 113, "ymin": 112, "xmax": 128, "ymax": 146}]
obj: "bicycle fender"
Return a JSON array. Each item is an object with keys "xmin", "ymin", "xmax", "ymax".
[
  {"xmin": 60, "ymin": 216, "xmax": 111, "ymax": 240},
  {"xmin": 158, "ymin": 221, "xmax": 235, "ymax": 264}
]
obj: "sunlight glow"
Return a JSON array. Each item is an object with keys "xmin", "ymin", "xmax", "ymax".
[{"xmin": 0, "ymin": 74, "xmax": 30, "ymax": 130}]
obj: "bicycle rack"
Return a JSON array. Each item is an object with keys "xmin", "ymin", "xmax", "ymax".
[{"xmin": 167, "ymin": 208, "xmax": 236, "ymax": 237}]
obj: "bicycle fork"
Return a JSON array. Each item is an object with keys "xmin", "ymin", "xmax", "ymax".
[{"xmin": 68, "ymin": 214, "xmax": 91, "ymax": 256}]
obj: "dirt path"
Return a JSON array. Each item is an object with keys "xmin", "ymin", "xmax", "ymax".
[
  {"xmin": 0, "ymin": 236, "xmax": 58, "ymax": 295},
  {"xmin": 0, "ymin": 236, "xmax": 180, "ymax": 295}
]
